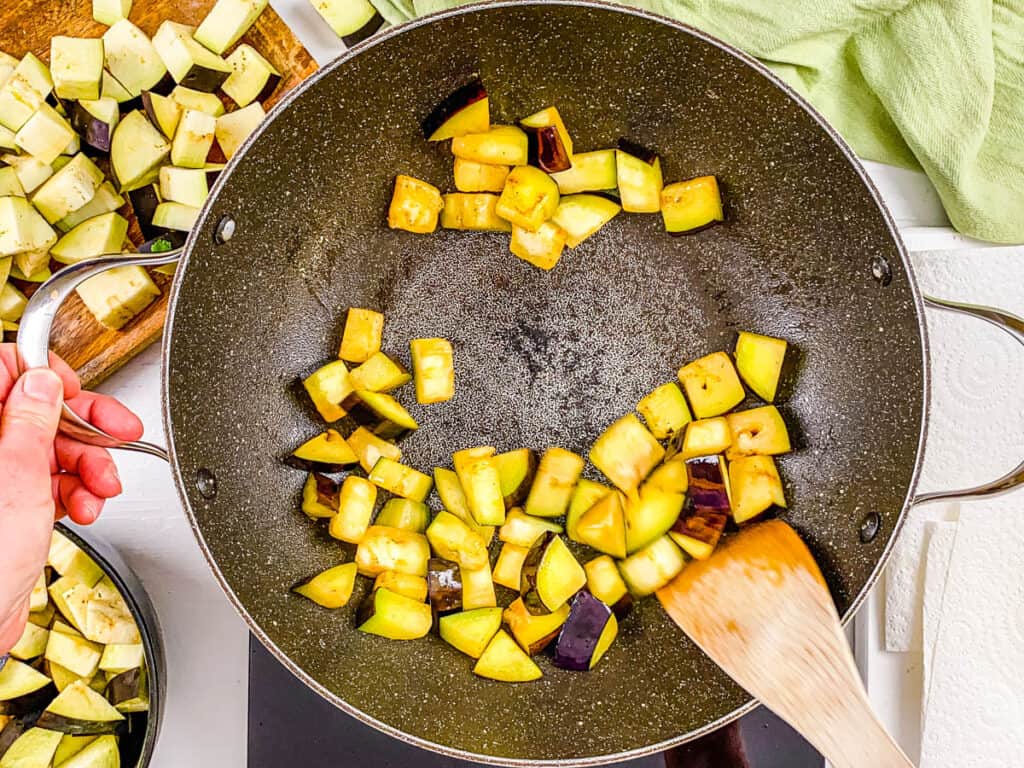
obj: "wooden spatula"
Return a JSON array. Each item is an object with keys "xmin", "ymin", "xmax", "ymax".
[{"xmin": 657, "ymin": 519, "xmax": 914, "ymax": 768}]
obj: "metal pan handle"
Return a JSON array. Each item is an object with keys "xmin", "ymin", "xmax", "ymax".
[
  {"xmin": 16, "ymin": 249, "xmax": 182, "ymax": 463},
  {"xmin": 914, "ymin": 295, "xmax": 1024, "ymax": 504}
]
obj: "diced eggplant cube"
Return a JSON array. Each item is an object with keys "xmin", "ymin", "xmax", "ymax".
[
  {"xmin": 215, "ymin": 102, "xmax": 265, "ymax": 159},
  {"xmin": 575, "ymin": 490, "xmax": 627, "ymax": 559},
  {"xmin": 510, "ymin": 221, "xmax": 567, "ymax": 271},
  {"xmin": 300, "ymin": 473, "xmax": 338, "ymax": 519},
  {"xmin": 75, "ymin": 265, "xmax": 160, "ymax": 329},
  {"xmin": 153, "ymin": 21, "xmax": 232, "ymax": 92},
  {"xmin": 339, "ymin": 306, "xmax": 384, "ymax": 363},
  {"xmin": 523, "ymin": 125, "xmax": 571, "ymax": 173},
  {"xmin": 637, "ymin": 382, "xmax": 691, "ymax": 439},
  {"xmin": 453, "ymin": 158, "xmax": 508, "ymax": 193},
  {"xmin": 461, "ymin": 562, "xmax": 497, "ymax": 610},
  {"xmin": 171, "ymin": 85, "xmax": 225, "ymax": 116},
  {"xmin": 584, "ymin": 555, "xmax": 633, "ymax": 618},
  {"xmin": 354, "ymin": 526, "xmax": 430, "ymax": 577},
  {"xmin": 70, "ymin": 97, "xmax": 120, "ymax": 154},
  {"xmin": 373, "ymin": 571, "xmax": 428, "ymax": 602},
  {"xmin": 734, "ymin": 330, "xmax": 788, "ymax": 403},
  {"xmin": 550, "ymin": 149, "xmax": 617, "ymax": 195},
  {"xmin": 0, "ymin": 197, "xmax": 57, "ymax": 278},
  {"xmin": 328, "ymin": 476, "xmax": 377, "ymax": 544},
  {"xmin": 347, "ymin": 426, "xmax": 401, "ymax": 473},
  {"xmin": 348, "ymin": 351, "xmax": 411, "ymax": 392},
  {"xmin": 493, "ymin": 449, "xmax": 538, "ymax": 509},
  {"xmin": 55, "ymin": 182, "xmax": 121, "ymax": 233},
  {"xmin": 106, "ymin": 666, "xmax": 148, "ymax": 712},
  {"xmin": 552, "ymin": 589, "xmax": 618, "ymax": 671},
  {"xmin": 520, "ymin": 532, "xmax": 586, "ymax": 615},
  {"xmin": 422, "ymin": 78, "xmax": 489, "ymax": 142},
  {"xmin": 725, "ymin": 405, "xmax": 791, "ymax": 458},
  {"xmin": 171, "ymin": 108, "xmax": 215, "ymax": 168},
  {"xmin": 0, "ymin": 167, "xmax": 23, "ymax": 198},
  {"xmin": 661, "ymin": 175, "xmax": 724, "ymax": 234},
  {"xmin": 50, "ymin": 37, "xmax": 104, "ymax": 101},
  {"xmin": 409, "ymin": 337, "xmax": 454, "ymax": 404},
  {"xmin": 623, "ymin": 487, "xmax": 684, "ymax": 554},
  {"xmin": 439, "ymin": 607, "xmax": 503, "ymax": 659},
  {"xmin": 680, "ymin": 416, "xmax": 732, "ymax": 459},
  {"xmin": 615, "ymin": 143, "xmax": 663, "ymax": 213},
  {"xmin": 589, "ymin": 413, "xmax": 665, "ymax": 495},
  {"xmin": 452, "ymin": 125, "xmax": 528, "ymax": 166},
  {"xmin": 0, "ymin": 283, "xmax": 28, "ymax": 324},
  {"xmin": 566, "ymin": 478, "xmax": 611, "ymax": 544},
  {"xmin": 1, "ymin": 154, "xmax": 53, "ymax": 195},
  {"xmin": 309, "ymin": 0, "xmax": 383, "ymax": 45},
  {"xmin": 0, "ymin": 54, "xmax": 53, "ymax": 133},
  {"xmin": 10, "ymin": 622, "xmax": 49, "ymax": 661},
  {"xmin": 684, "ymin": 456, "xmax": 731, "ymax": 516},
  {"xmin": 454, "ymin": 451, "xmax": 506, "ymax": 526},
  {"xmin": 440, "ymin": 193, "xmax": 511, "ymax": 232},
  {"xmin": 302, "ymin": 359, "xmax": 353, "ymax": 422},
  {"xmin": 618, "ymin": 535, "xmax": 686, "ymax": 597},
  {"xmin": 498, "ymin": 507, "xmax": 562, "ymax": 549},
  {"xmin": 729, "ymin": 454, "xmax": 786, "ymax": 524},
  {"xmin": 521, "ymin": 106, "xmax": 573, "ymax": 159},
  {"xmin": 102, "ymin": 20, "xmax": 168, "ymax": 98},
  {"xmin": 387, "ymin": 175, "xmax": 444, "ymax": 234},
  {"xmin": 495, "ymin": 165, "xmax": 560, "ymax": 232},
  {"xmin": 550, "ymin": 193, "xmax": 620, "ymax": 248},
  {"xmin": 36, "ymin": 679, "xmax": 125, "ymax": 735},
  {"xmin": 287, "ymin": 429, "xmax": 357, "ymax": 473},
  {"xmin": 110, "ymin": 110, "xmax": 171, "ymax": 192},
  {"xmin": 195, "ymin": 0, "xmax": 270, "ymax": 55},
  {"xmin": 493, "ymin": 543, "xmax": 530, "ymax": 590},
  {"xmin": 643, "ymin": 458, "xmax": 689, "ymax": 495},
  {"xmin": 524, "ymin": 447, "xmax": 584, "ymax": 519},
  {"xmin": 375, "ymin": 499, "xmax": 429, "ymax": 533},
  {"xmin": 50, "ymin": 212, "xmax": 129, "ymax": 265},
  {"xmin": 159, "ymin": 166, "xmax": 209, "ymax": 208},
  {"xmin": 93, "ymin": 0, "xmax": 133, "ymax": 26},
  {"xmin": 14, "ymin": 103, "xmax": 74, "ymax": 164},
  {"xmin": 427, "ymin": 556, "xmax": 463, "ymax": 614},
  {"xmin": 357, "ymin": 587, "xmax": 432, "ymax": 640},
  {"xmin": 151, "ymin": 201, "xmax": 200, "ymax": 232},
  {"xmin": 31, "ymin": 153, "xmax": 105, "ymax": 225},
  {"xmin": 367, "ymin": 457, "xmax": 432, "ymax": 502},
  {"xmin": 141, "ymin": 90, "xmax": 182, "ymax": 139},
  {"xmin": 426, "ymin": 510, "xmax": 489, "ymax": 570},
  {"xmin": 473, "ymin": 630, "xmax": 543, "ymax": 682},
  {"xmin": 222, "ymin": 44, "xmax": 280, "ymax": 107},
  {"xmin": 434, "ymin": 467, "xmax": 495, "ymax": 543},
  {"xmin": 348, "ymin": 390, "xmax": 419, "ymax": 441},
  {"xmin": 670, "ymin": 502, "xmax": 728, "ymax": 561},
  {"xmin": 677, "ymin": 351, "xmax": 746, "ymax": 418},
  {"xmin": 502, "ymin": 597, "xmax": 569, "ymax": 656}
]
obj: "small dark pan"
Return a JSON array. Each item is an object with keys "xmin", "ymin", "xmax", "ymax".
[{"xmin": 159, "ymin": 1, "xmax": 929, "ymax": 763}]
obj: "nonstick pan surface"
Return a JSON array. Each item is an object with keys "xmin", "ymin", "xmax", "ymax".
[{"xmin": 163, "ymin": 2, "xmax": 927, "ymax": 763}]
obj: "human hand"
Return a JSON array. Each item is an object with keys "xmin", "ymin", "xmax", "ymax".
[{"xmin": 0, "ymin": 344, "xmax": 143, "ymax": 654}]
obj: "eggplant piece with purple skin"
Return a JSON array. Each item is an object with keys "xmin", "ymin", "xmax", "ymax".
[
  {"xmin": 0, "ymin": 716, "xmax": 33, "ymax": 758},
  {"xmin": 427, "ymin": 557, "xmax": 463, "ymax": 614},
  {"xmin": 552, "ymin": 589, "xmax": 619, "ymax": 671},
  {"xmin": 68, "ymin": 99, "xmax": 119, "ymax": 154},
  {"xmin": 421, "ymin": 78, "xmax": 489, "ymax": 142},
  {"xmin": 346, "ymin": 390, "xmax": 419, "ymax": 441},
  {"xmin": 520, "ymin": 532, "xmax": 586, "ymax": 615},
  {"xmin": 341, "ymin": 10, "xmax": 385, "ymax": 47},
  {"xmin": 0, "ymin": 683, "xmax": 57, "ymax": 717},
  {"xmin": 669, "ymin": 456, "xmax": 731, "ymax": 560},
  {"xmin": 524, "ymin": 125, "xmax": 571, "ymax": 173},
  {"xmin": 127, "ymin": 185, "xmax": 162, "ymax": 240}
]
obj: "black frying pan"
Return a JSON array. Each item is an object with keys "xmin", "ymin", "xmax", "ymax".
[{"xmin": 19, "ymin": 1, "xmax": 1024, "ymax": 764}]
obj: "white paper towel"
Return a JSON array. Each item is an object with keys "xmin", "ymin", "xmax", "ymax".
[
  {"xmin": 920, "ymin": 521, "xmax": 957, "ymax": 720},
  {"xmin": 919, "ymin": 509, "xmax": 1024, "ymax": 768},
  {"xmin": 885, "ymin": 246, "xmax": 1024, "ymax": 651}
]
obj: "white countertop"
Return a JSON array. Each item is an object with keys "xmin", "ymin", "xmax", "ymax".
[{"xmin": 75, "ymin": 2, "xmax": 1020, "ymax": 765}]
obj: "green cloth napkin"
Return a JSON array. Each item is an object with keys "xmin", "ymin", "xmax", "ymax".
[{"xmin": 370, "ymin": 0, "xmax": 1024, "ymax": 244}]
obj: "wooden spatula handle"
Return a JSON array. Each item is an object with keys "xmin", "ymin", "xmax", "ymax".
[{"xmin": 658, "ymin": 520, "xmax": 915, "ymax": 768}]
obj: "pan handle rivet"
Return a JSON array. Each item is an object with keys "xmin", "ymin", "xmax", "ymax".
[
  {"xmin": 196, "ymin": 468, "xmax": 218, "ymax": 500},
  {"xmin": 859, "ymin": 512, "xmax": 881, "ymax": 543},
  {"xmin": 870, "ymin": 256, "xmax": 892, "ymax": 286},
  {"xmin": 214, "ymin": 216, "xmax": 236, "ymax": 245}
]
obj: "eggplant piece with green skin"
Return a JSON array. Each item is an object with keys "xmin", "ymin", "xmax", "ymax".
[
  {"xmin": 286, "ymin": 429, "xmax": 358, "ymax": 473},
  {"xmin": 222, "ymin": 44, "xmax": 280, "ymax": 108},
  {"xmin": 524, "ymin": 447, "xmax": 584, "ymax": 519},
  {"xmin": 293, "ymin": 563, "xmax": 358, "ymax": 609},
  {"xmin": 55, "ymin": 734, "xmax": 119, "ymax": 767},
  {"xmin": 422, "ymin": 79, "xmax": 489, "ymax": 142},
  {"xmin": 550, "ymin": 193, "xmax": 620, "ymax": 248},
  {"xmin": 69, "ymin": 98, "xmax": 119, "ymax": 155},
  {"xmin": 194, "ymin": 0, "xmax": 269, "ymax": 55},
  {"xmin": 550, "ymin": 149, "xmax": 617, "ymax": 195},
  {"xmin": 493, "ymin": 449, "xmax": 537, "ymax": 509},
  {"xmin": 473, "ymin": 630, "xmax": 542, "ymax": 683},
  {"xmin": 300, "ymin": 473, "xmax": 339, "ymax": 519},
  {"xmin": 439, "ymin": 607, "xmax": 503, "ymax": 659},
  {"xmin": 590, "ymin": 413, "xmax": 665, "ymax": 496},
  {"xmin": 354, "ymin": 526, "xmax": 430, "ymax": 577},
  {"xmin": 106, "ymin": 667, "xmax": 147, "ymax": 713},
  {"xmin": 615, "ymin": 140, "xmax": 663, "ymax": 213},
  {"xmin": 375, "ymin": 498, "xmax": 429, "ymax": 533},
  {"xmin": 347, "ymin": 427, "xmax": 401, "ymax": 474},
  {"xmin": 523, "ymin": 125, "xmax": 571, "ymax": 173},
  {"xmin": 348, "ymin": 391, "xmax": 419, "ymax": 441},
  {"xmin": 502, "ymin": 597, "xmax": 569, "ymax": 655},
  {"xmin": 584, "ymin": 555, "xmax": 633, "ymax": 619},
  {"xmin": 427, "ymin": 557, "xmax": 463, "ymax": 614},
  {"xmin": 367, "ymin": 457, "xmax": 432, "ymax": 502},
  {"xmin": 552, "ymin": 589, "xmax": 618, "ymax": 671},
  {"xmin": 661, "ymin": 175, "xmax": 724, "ymax": 234},
  {"xmin": 348, "ymin": 352, "xmax": 411, "ymax": 393},
  {"xmin": 498, "ymin": 507, "xmax": 562, "ymax": 549},
  {"xmin": 734, "ymin": 331, "xmax": 788, "ymax": 403},
  {"xmin": 153, "ymin": 21, "xmax": 232, "ymax": 93},
  {"xmin": 35, "ymin": 680, "xmax": 124, "ymax": 735},
  {"xmin": 357, "ymin": 587, "xmax": 432, "ymax": 640},
  {"xmin": 372, "ymin": 571, "xmax": 428, "ymax": 602},
  {"xmin": 327, "ymin": 476, "xmax": 377, "ymax": 544},
  {"xmin": 0, "ymin": 727, "xmax": 63, "ymax": 766},
  {"xmin": 520, "ymin": 533, "xmax": 587, "ymax": 615},
  {"xmin": 426, "ymin": 510, "xmax": 489, "ymax": 570},
  {"xmin": 677, "ymin": 351, "xmax": 746, "ymax": 419},
  {"xmin": 624, "ymin": 487, "xmax": 685, "ymax": 555},
  {"xmin": 102, "ymin": 20, "xmax": 168, "ymax": 98}
]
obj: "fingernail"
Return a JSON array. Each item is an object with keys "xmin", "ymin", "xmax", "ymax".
[
  {"xmin": 21, "ymin": 369, "xmax": 63, "ymax": 404},
  {"xmin": 105, "ymin": 464, "xmax": 121, "ymax": 487}
]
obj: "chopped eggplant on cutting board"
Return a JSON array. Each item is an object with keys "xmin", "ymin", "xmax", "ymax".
[{"xmin": 0, "ymin": 531, "xmax": 149, "ymax": 765}]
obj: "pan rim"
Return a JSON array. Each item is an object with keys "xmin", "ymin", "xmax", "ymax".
[{"xmin": 161, "ymin": 1, "xmax": 931, "ymax": 764}]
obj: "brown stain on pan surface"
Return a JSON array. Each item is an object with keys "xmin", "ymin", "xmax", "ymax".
[{"xmin": 163, "ymin": 2, "xmax": 927, "ymax": 763}]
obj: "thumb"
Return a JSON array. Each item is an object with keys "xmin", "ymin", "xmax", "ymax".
[{"xmin": 0, "ymin": 368, "xmax": 64, "ymax": 465}]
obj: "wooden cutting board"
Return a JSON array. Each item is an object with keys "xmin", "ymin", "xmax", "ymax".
[{"xmin": 0, "ymin": 0, "xmax": 318, "ymax": 387}]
